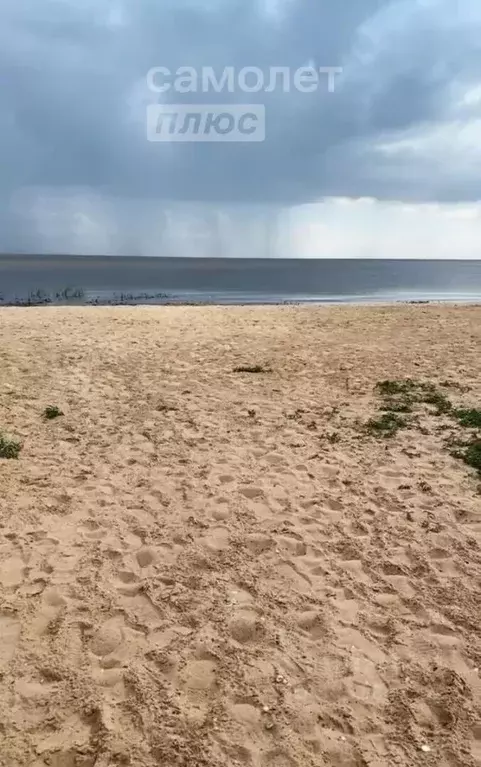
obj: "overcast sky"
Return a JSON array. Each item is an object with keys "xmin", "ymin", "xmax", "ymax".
[{"xmin": 2, "ymin": 0, "xmax": 481, "ymax": 257}]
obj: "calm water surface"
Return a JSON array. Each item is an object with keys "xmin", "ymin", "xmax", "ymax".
[{"xmin": 1, "ymin": 256, "xmax": 481, "ymax": 304}]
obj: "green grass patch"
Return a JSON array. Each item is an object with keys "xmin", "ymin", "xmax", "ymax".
[
  {"xmin": 375, "ymin": 379, "xmax": 417, "ymax": 396},
  {"xmin": 0, "ymin": 433, "xmax": 22, "ymax": 459},
  {"xmin": 422, "ymin": 389, "xmax": 452, "ymax": 415},
  {"xmin": 439, "ymin": 380, "xmax": 471, "ymax": 393},
  {"xmin": 461, "ymin": 440, "xmax": 481, "ymax": 473},
  {"xmin": 449, "ymin": 437, "xmax": 481, "ymax": 474},
  {"xmin": 373, "ymin": 379, "xmax": 481, "ymax": 478},
  {"xmin": 376, "ymin": 379, "xmax": 453, "ymax": 415},
  {"xmin": 379, "ymin": 399, "xmax": 413, "ymax": 414},
  {"xmin": 366, "ymin": 413, "xmax": 409, "ymax": 438},
  {"xmin": 453, "ymin": 408, "xmax": 481, "ymax": 428}
]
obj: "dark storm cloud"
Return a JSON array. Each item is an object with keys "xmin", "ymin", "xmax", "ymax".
[{"xmin": 1, "ymin": 0, "xmax": 481, "ymax": 218}]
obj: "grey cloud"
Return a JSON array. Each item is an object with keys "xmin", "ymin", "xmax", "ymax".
[{"xmin": 1, "ymin": 0, "xmax": 481, "ymax": 252}]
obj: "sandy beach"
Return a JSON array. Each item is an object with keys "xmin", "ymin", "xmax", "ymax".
[{"xmin": 1, "ymin": 304, "xmax": 481, "ymax": 767}]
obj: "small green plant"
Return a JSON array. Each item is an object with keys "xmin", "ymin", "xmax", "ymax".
[
  {"xmin": 372, "ymin": 378, "xmax": 481, "ymax": 478},
  {"xmin": 233, "ymin": 364, "xmax": 271, "ymax": 374},
  {"xmin": 461, "ymin": 440, "xmax": 481, "ymax": 474},
  {"xmin": 156, "ymin": 402, "xmax": 178, "ymax": 413},
  {"xmin": 376, "ymin": 380, "xmax": 417, "ymax": 396},
  {"xmin": 44, "ymin": 406, "xmax": 64, "ymax": 420},
  {"xmin": 0, "ymin": 433, "xmax": 22, "ymax": 459},
  {"xmin": 453, "ymin": 408, "xmax": 481, "ymax": 428},
  {"xmin": 422, "ymin": 389, "xmax": 452, "ymax": 415},
  {"xmin": 366, "ymin": 413, "xmax": 408, "ymax": 438},
  {"xmin": 380, "ymin": 399, "xmax": 413, "ymax": 413},
  {"xmin": 322, "ymin": 431, "xmax": 340, "ymax": 444},
  {"xmin": 327, "ymin": 431, "xmax": 340, "ymax": 444},
  {"xmin": 439, "ymin": 380, "xmax": 471, "ymax": 392},
  {"xmin": 376, "ymin": 379, "xmax": 453, "ymax": 415},
  {"xmin": 375, "ymin": 379, "xmax": 420, "ymax": 414},
  {"xmin": 419, "ymin": 481, "xmax": 432, "ymax": 493}
]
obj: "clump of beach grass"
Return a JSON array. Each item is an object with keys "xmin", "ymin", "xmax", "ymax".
[
  {"xmin": 439, "ymin": 380, "xmax": 471, "ymax": 393},
  {"xmin": 233, "ymin": 364, "xmax": 271, "ymax": 374},
  {"xmin": 375, "ymin": 379, "xmax": 418, "ymax": 397},
  {"xmin": 44, "ymin": 405, "xmax": 64, "ymax": 420},
  {"xmin": 379, "ymin": 399, "xmax": 413, "ymax": 414},
  {"xmin": 372, "ymin": 378, "xmax": 481, "ymax": 479},
  {"xmin": 0, "ymin": 433, "xmax": 22, "ymax": 459},
  {"xmin": 366, "ymin": 412, "xmax": 409, "ymax": 438},
  {"xmin": 422, "ymin": 388, "xmax": 452, "ymax": 416},
  {"xmin": 375, "ymin": 379, "xmax": 454, "ymax": 417},
  {"xmin": 451, "ymin": 439, "xmax": 481, "ymax": 475},
  {"xmin": 453, "ymin": 408, "xmax": 481, "ymax": 428},
  {"xmin": 463, "ymin": 441, "xmax": 481, "ymax": 473}
]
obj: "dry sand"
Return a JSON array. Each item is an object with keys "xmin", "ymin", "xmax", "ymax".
[{"xmin": 1, "ymin": 304, "xmax": 481, "ymax": 767}]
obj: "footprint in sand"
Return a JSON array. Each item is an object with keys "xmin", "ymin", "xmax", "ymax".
[
  {"xmin": 113, "ymin": 568, "xmax": 143, "ymax": 596},
  {"xmin": 228, "ymin": 702, "xmax": 261, "ymax": 731},
  {"xmin": 0, "ymin": 614, "xmax": 21, "ymax": 671},
  {"xmin": 33, "ymin": 713, "xmax": 94, "ymax": 763},
  {"xmin": 217, "ymin": 474, "xmax": 236, "ymax": 485},
  {"xmin": 429, "ymin": 622, "xmax": 459, "ymax": 638},
  {"xmin": 178, "ymin": 658, "xmax": 219, "ymax": 725},
  {"xmin": 276, "ymin": 535, "xmax": 308, "ymax": 557},
  {"xmin": 79, "ymin": 522, "xmax": 108, "ymax": 541},
  {"xmin": 31, "ymin": 588, "xmax": 68, "ymax": 636},
  {"xmin": 119, "ymin": 591, "xmax": 163, "ymax": 627},
  {"xmin": 277, "ymin": 561, "xmax": 313, "ymax": 593},
  {"xmin": 91, "ymin": 618, "xmax": 125, "ymax": 657},
  {"xmin": 201, "ymin": 527, "xmax": 230, "ymax": 552},
  {"xmin": 244, "ymin": 533, "xmax": 275, "ymax": 555},
  {"xmin": 262, "ymin": 750, "xmax": 298, "ymax": 767},
  {"xmin": 181, "ymin": 658, "xmax": 218, "ymax": 692},
  {"xmin": 212, "ymin": 507, "xmax": 231, "ymax": 521},
  {"xmin": 239, "ymin": 485, "xmax": 264, "ymax": 499},
  {"xmin": 295, "ymin": 611, "xmax": 328, "ymax": 640},
  {"xmin": 14, "ymin": 677, "xmax": 57, "ymax": 706},
  {"xmin": 429, "ymin": 547, "xmax": 451, "ymax": 560},
  {"xmin": 0, "ymin": 556, "xmax": 27, "ymax": 588},
  {"xmin": 116, "ymin": 569, "xmax": 139, "ymax": 584},
  {"xmin": 228, "ymin": 611, "xmax": 263, "ymax": 644},
  {"xmin": 136, "ymin": 546, "xmax": 156, "ymax": 568}
]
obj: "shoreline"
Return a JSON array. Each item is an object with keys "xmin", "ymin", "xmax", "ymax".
[
  {"xmin": 2, "ymin": 294, "xmax": 481, "ymax": 308},
  {"xmin": 1, "ymin": 301, "xmax": 481, "ymax": 309}
]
